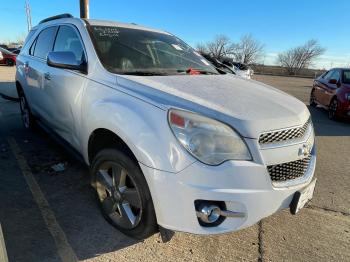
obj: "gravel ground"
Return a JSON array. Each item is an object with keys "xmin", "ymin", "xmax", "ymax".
[{"xmin": 0, "ymin": 67, "xmax": 349, "ymax": 262}]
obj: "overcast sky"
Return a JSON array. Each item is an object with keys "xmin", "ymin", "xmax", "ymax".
[{"xmin": 1, "ymin": 0, "xmax": 349, "ymax": 69}]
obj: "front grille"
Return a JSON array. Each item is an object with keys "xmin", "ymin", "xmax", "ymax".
[
  {"xmin": 267, "ymin": 156, "xmax": 312, "ymax": 182},
  {"xmin": 259, "ymin": 118, "xmax": 311, "ymax": 145}
]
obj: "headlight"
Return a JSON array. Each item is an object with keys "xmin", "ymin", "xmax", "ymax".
[{"xmin": 168, "ymin": 109, "xmax": 252, "ymax": 165}]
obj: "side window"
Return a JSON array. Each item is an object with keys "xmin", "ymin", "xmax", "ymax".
[
  {"xmin": 343, "ymin": 71, "xmax": 350, "ymax": 84},
  {"xmin": 29, "ymin": 39, "xmax": 37, "ymax": 56},
  {"xmin": 330, "ymin": 70, "xmax": 340, "ymax": 81},
  {"xmin": 54, "ymin": 26, "xmax": 85, "ymax": 62},
  {"xmin": 33, "ymin": 27, "xmax": 58, "ymax": 59}
]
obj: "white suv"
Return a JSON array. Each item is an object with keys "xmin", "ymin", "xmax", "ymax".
[{"xmin": 16, "ymin": 14, "xmax": 316, "ymax": 239}]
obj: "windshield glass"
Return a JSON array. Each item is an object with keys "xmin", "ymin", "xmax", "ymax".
[
  {"xmin": 89, "ymin": 25, "xmax": 218, "ymax": 75},
  {"xmin": 0, "ymin": 47, "xmax": 12, "ymax": 55},
  {"xmin": 343, "ymin": 70, "xmax": 350, "ymax": 84}
]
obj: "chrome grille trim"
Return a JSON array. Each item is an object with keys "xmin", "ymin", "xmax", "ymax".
[
  {"xmin": 267, "ymin": 156, "xmax": 312, "ymax": 182},
  {"xmin": 259, "ymin": 118, "xmax": 311, "ymax": 145}
]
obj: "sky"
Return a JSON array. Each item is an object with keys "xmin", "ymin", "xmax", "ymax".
[{"xmin": 0, "ymin": 0, "xmax": 349, "ymax": 69}]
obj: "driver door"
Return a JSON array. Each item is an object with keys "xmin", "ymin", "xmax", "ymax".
[
  {"xmin": 43, "ymin": 25, "xmax": 87, "ymax": 150},
  {"xmin": 323, "ymin": 69, "xmax": 340, "ymax": 106}
]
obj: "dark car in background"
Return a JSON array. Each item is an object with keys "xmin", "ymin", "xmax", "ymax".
[
  {"xmin": 310, "ymin": 68, "xmax": 350, "ymax": 120},
  {"xmin": 199, "ymin": 52, "xmax": 235, "ymax": 74},
  {"xmin": 0, "ymin": 47, "xmax": 17, "ymax": 66}
]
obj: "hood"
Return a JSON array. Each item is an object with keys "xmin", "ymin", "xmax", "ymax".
[{"xmin": 116, "ymin": 74, "xmax": 310, "ymax": 138}]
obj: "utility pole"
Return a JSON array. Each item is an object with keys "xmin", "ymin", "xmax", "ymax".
[
  {"xmin": 80, "ymin": 0, "xmax": 89, "ymax": 19},
  {"xmin": 25, "ymin": 0, "xmax": 32, "ymax": 32}
]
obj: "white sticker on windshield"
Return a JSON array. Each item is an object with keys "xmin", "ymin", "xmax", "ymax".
[
  {"xmin": 201, "ymin": 59, "xmax": 210, "ymax": 66},
  {"xmin": 93, "ymin": 26, "xmax": 119, "ymax": 38},
  {"xmin": 172, "ymin": 44, "xmax": 183, "ymax": 51}
]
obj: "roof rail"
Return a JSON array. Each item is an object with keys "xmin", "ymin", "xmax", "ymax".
[{"xmin": 39, "ymin": 13, "xmax": 73, "ymax": 24}]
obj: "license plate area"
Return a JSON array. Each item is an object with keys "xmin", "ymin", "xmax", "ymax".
[{"xmin": 290, "ymin": 178, "xmax": 317, "ymax": 215}]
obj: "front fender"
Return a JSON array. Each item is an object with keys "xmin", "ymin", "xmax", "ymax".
[{"xmin": 82, "ymin": 92, "xmax": 195, "ymax": 173}]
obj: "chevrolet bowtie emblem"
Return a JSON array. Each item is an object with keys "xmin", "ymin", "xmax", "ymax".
[{"xmin": 299, "ymin": 143, "xmax": 311, "ymax": 157}]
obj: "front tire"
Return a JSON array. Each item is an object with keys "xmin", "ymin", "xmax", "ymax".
[
  {"xmin": 91, "ymin": 149, "xmax": 157, "ymax": 239},
  {"xmin": 6, "ymin": 59, "xmax": 14, "ymax": 66},
  {"xmin": 18, "ymin": 90, "xmax": 36, "ymax": 129},
  {"xmin": 328, "ymin": 98, "xmax": 339, "ymax": 120},
  {"xmin": 309, "ymin": 90, "xmax": 317, "ymax": 107}
]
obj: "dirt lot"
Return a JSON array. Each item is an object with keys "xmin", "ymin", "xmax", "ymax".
[{"xmin": 0, "ymin": 67, "xmax": 349, "ymax": 262}]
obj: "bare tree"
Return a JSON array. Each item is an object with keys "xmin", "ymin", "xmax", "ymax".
[
  {"xmin": 232, "ymin": 34, "xmax": 265, "ymax": 64},
  {"xmin": 195, "ymin": 42, "xmax": 208, "ymax": 54},
  {"xmin": 16, "ymin": 33, "xmax": 27, "ymax": 45},
  {"xmin": 196, "ymin": 35, "xmax": 235, "ymax": 59},
  {"xmin": 196, "ymin": 34, "xmax": 264, "ymax": 64},
  {"xmin": 277, "ymin": 39, "xmax": 325, "ymax": 75}
]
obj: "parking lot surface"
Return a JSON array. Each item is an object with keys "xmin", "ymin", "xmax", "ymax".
[{"xmin": 0, "ymin": 67, "xmax": 349, "ymax": 261}]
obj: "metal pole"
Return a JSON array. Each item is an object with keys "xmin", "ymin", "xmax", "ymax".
[
  {"xmin": 80, "ymin": 0, "xmax": 89, "ymax": 19},
  {"xmin": 25, "ymin": 0, "xmax": 32, "ymax": 32}
]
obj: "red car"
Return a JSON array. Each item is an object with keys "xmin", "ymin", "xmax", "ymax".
[
  {"xmin": 310, "ymin": 68, "xmax": 350, "ymax": 120},
  {"xmin": 0, "ymin": 47, "xmax": 17, "ymax": 66}
]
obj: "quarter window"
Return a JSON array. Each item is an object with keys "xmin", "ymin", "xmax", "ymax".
[
  {"xmin": 33, "ymin": 27, "xmax": 58, "ymax": 59},
  {"xmin": 54, "ymin": 26, "xmax": 85, "ymax": 63}
]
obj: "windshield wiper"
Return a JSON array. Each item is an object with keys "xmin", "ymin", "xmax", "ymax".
[
  {"xmin": 177, "ymin": 68, "xmax": 219, "ymax": 75},
  {"xmin": 121, "ymin": 71, "xmax": 169, "ymax": 76}
]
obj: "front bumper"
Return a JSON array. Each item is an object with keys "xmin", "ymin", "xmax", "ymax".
[{"xmin": 140, "ymin": 147, "xmax": 316, "ymax": 235}]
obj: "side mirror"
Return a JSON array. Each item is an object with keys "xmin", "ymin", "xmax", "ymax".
[
  {"xmin": 47, "ymin": 51, "xmax": 87, "ymax": 73},
  {"xmin": 328, "ymin": 79, "xmax": 338, "ymax": 84}
]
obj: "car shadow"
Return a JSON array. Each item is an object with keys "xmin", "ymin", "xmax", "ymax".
[
  {"xmin": 307, "ymin": 105, "xmax": 350, "ymax": 136},
  {"xmin": 0, "ymin": 97, "xmax": 140, "ymax": 261},
  {"xmin": 8, "ymin": 127, "xmax": 141, "ymax": 261},
  {"xmin": 0, "ymin": 81, "xmax": 18, "ymax": 100}
]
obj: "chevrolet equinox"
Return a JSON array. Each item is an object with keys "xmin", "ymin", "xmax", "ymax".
[{"xmin": 16, "ymin": 14, "xmax": 317, "ymax": 239}]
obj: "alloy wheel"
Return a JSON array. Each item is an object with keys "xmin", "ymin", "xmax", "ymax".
[
  {"xmin": 96, "ymin": 161, "xmax": 142, "ymax": 229},
  {"xmin": 328, "ymin": 99, "xmax": 338, "ymax": 119}
]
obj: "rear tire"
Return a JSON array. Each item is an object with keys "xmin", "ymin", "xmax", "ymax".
[
  {"xmin": 18, "ymin": 89, "xmax": 36, "ymax": 129},
  {"xmin": 91, "ymin": 148, "xmax": 157, "ymax": 239}
]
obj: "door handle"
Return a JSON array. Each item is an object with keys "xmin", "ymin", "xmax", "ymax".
[{"xmin": 44, "ymin": 72, "xmax": 51, "ymax": 80}]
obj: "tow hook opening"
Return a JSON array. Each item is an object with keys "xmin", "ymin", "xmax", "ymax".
[
  {"xmin": 195, "ymin": 200, "xmax": 246, "ymax": 227},
  {"xmin": 195, "ymin": 200, "xmax": 226, "ymax": 227}
]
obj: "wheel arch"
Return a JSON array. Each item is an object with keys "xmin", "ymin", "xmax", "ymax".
[
  {"xmin": 330, "ymin": 95, "xmax": 338, "ymax": 102},
  {"xmin": 16, "ymin": 80, "xmax": 23, "ymax": 94},
  {"xmin": 88, "ymin": 128, "xmax": 138, "ymax": 165}
]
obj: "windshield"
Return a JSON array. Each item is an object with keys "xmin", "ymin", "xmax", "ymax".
[
  {"xmin": 343, "ymin": 70, "xmax": 350, "ymax": 84},
  {"xmin": 0, "ymin": 47, "xmax": 12, "ymax": 55},
  {"xmin": 88, "ymin": 25, "xmax": 218, "ymax": 75}
]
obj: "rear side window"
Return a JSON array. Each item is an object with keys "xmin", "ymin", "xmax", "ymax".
[
  {"xmin": 33, "ymin": 26, "xmax": 57, "ymax": 59},
  {"xmin": 54, "ymin": 26, "xmax": 85, "ymax": 62}
]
